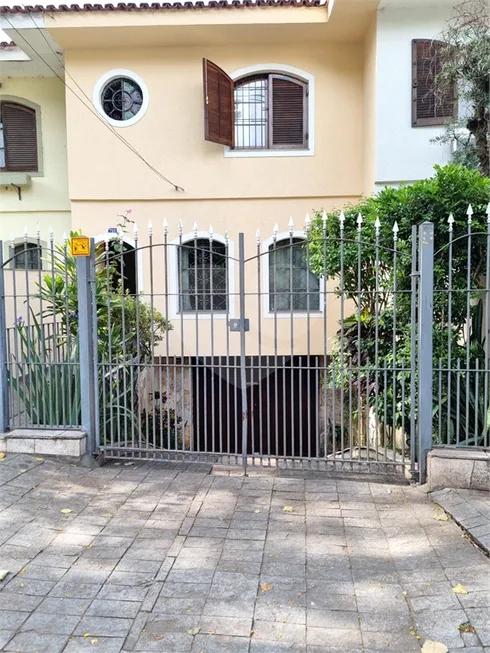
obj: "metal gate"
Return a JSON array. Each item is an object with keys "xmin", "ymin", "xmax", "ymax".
[{"xmin": 0, "ymin": 217, "xmax": 441, "ymax": 480}]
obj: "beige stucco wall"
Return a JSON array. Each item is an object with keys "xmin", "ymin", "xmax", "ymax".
[
  {"xmin": 0, "ymin": 77, "xmax": 71, "ymax": 242},
  {"xmin": 63, "ymin": 42, "xmax": 364, "ymax": 201},
  {"xmin": 11, "ymin": 34, "xmax": 367, "ymax": 357},
  {"xmin": 71, "ymin": 197, "xmax": 355, "ymax": 356}
]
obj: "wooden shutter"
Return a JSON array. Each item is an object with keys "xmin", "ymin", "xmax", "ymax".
[
  {"xmin": 412, "ymin": 39, "xmax": 456, "ymax": 127},
  {"xmin": 2, "ymin": 102, "xmax": 38, "ymax": 172},
  {"xmin": 203, "ymin": 59, "xmax": 234, "ymax": 148},
  {"xmin": 270, "ymin": 75, "xmax": 307, "ymax": 148}
]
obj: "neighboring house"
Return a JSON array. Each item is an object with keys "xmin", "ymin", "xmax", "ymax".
[
  {"xmin": 0, "ymin": 25, "xmax": 70, "ymax": 252},
  {"xmin": 0, "ymin": 0, "xmax": 463, "ymax": 455},
  {"xmin": 374, "ymin": 0, "xmax": 461, "ymax": 191}
]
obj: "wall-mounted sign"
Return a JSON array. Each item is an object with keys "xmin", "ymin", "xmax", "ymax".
[
  {"xmin": 71, "ymin": 236, "xmax": 90, "ymax": 257},
  {"xmin": 108, "ymin": 227, "xmax": 118, "ymax": 234}
]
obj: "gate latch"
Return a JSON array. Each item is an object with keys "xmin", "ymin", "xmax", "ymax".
[{"xmin": 229, "ymin": 318, "xmax": 250, "ymax": 333}]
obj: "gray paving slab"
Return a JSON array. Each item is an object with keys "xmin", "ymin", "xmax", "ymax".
[
  {"xmin": 0, "ymin": 456, "xmax": 489, "ymax": 653},
  {"xmin": 431, "ymin": 487, "xmax": 490, "ymax": 555}
]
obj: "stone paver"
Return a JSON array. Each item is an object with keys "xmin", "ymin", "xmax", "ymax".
[
  {"xmin": 431, "ymin": 487, "xmax": 490, "ymax": 554},
  {"xmin": 0, "ymin": 455, "xmax": 489, "ymax": 652}
]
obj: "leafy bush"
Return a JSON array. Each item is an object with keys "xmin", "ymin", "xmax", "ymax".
[
  {"xmin": 37, "ymin": 230, "xmax": 171, "ymax": 364},
  {"xmin": 14, "ymin": 230, "xmax": 174, "ymax": 446},
  {"xmin": 309, "ymin": 165, "xmax": 490, "ymax": 446}
]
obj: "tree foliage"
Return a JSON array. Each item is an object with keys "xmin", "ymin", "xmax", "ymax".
[
  {"xmin": 434, "ymin": 0, "xmax": 490, "ymax": 175},
  {"xmin": 308, "ymin": 165, "xmax": 490, "ymax": 443}
]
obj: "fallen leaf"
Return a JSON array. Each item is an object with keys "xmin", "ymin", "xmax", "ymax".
[
  {"xmin": 432, "ymin": 508, "xmax": 449, "ymax": 521},
  {"xmin": 152, "ymin": 634, "xmax": 163, "ymax": 640},
  {"xmin": 0, "ymin": 452, "xmax": 5, "ymax": 461},
  {"xmin": 83, "ymin": 633, "xmax": 91, "ymax": 638},
  {"xmin": 19, "ymin": 469, "xmax": 27, "ymax": 473},
  {"xmin": 421, "ymin": 641, "xmax": 448, "ymax": 653},
  {"xmin": 91, "ymin": 639, "xmax": 99, "ymax": 645},
  {"xmin": 35, "ymin": 457, "xmax": 44, "ymax": 462},
  {"xmin": 282, "ymin": 506, "xmax": 294, "ymax": 513},
  {"xmin": 254, "ymin": 509, "xmax": 261, "ymax": 513},
  {"xmin": 452, "ymin": 583, "xmax": 469, "ymax": 595},
  {"xmin": 187, "ymin": 628, "xmax": 200, "ymax": 636},
  {"xmin": 19, "ymin": 582, "xmax": 24, "ymax": 588},
  {"xmin": 0, "ymin": 570, "xmax": 9, "ymax": 581},
  {"xmin": 260, "ymin": 583, "xmax": 273, "ymax": 593},
  {"xmin": 458, "ymin": 621, "xmax": 476, "ymax": 633},
  {"xmin": 124, "ymin": 462, "xmax": 135, "ymax": 466},
  {"xmin": 60, "ymin": 509, "xmax": 73, "ymax": 514}
]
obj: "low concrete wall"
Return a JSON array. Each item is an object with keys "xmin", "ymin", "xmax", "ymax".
[
  {"xmin": 428, "ymin": 447, "xmax": 490, "ymax": 492},
  {"xmin": 0, "ymin": 429, "xmax": 87, "ymax": 459}
]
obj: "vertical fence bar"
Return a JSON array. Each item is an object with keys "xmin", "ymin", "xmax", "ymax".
[
  {"xmin": 238, "ymin": 233, "xmax": 248, "ymax": 467},
  {"xmin": 418, "ymin": 222, "xmax": 434, "ymax": 483},
  {"xmin": 410, "ymin": 226, "xmax": 418, "ymax": 473},
  {"xmin": 0, "ymin": 246, "xmax": 9, "ymax": 433},
  {"xmin": 77, "ymin": 240, "xmax": 97, "ymax": 457}
]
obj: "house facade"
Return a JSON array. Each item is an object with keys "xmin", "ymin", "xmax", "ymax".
[{"xmin": 0, "ymin": 0, "xmax": 463, "ymax": 460}]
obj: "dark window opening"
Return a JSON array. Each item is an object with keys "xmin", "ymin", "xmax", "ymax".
[
  {"xmin": 269, "ymin": 238, "xmax": 320, "ymax": 312},
  {"xmin": 179, "ymin": 239, "xmax": 228, "ymax": 313},
  {"xmin": 12, "ymin": 243, "xmax": 42, "ymax": 270}
]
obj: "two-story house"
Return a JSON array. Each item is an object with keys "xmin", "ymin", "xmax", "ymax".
[{"xmin": 0, "ymin": 0, "xmax": 461, "ymax": 462}]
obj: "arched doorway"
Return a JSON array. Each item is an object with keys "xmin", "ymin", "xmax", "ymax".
[{"xmin": 95, "ymin": 236, "xmax": 139, "ymax": 296}]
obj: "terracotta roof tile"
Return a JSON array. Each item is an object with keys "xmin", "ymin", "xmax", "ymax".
[{"xmin": 0, "ymin": 0, "xmax": 326, "ymax": 12}]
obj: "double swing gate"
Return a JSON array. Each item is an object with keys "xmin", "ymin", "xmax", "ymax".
[{"xmin": 2, "ymin": 212, "xmax": 487, "ymax": 481}]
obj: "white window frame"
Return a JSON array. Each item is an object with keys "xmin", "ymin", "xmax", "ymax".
[
  {"xmin": 169, "ymin": 232, "xmax": 235, "ymax": 320},
  {"xmin": 7, "ymin": 237, "xmax": 44, "ymax": 271},
  {"xmin": 93, "ymin": 69, "xmax": 149, "ymax": 128},
  {"xmin": 225, "ymin": 63, "xmax": 315, "ymax": 159},
  {"xmin": 262, "ymin": 232, "xmax": 325, "ymax": 319},
  {"xmin": 94, "ymin": 233, "xmax": 144, "ymax": 294}
]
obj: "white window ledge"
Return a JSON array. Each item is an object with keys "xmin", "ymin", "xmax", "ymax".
[
  {"xmin": 263, "ymin": 311, "xmax": 323, "ymax": 320},
  {"xmin": 224, "ymin": 147, "xmax": 314, "ymax": 159},
  {"xmin": 0, "ymin": 172, "xmax": 31, "ymax": 186}
]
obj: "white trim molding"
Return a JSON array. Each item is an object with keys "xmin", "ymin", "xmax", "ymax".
[
  {"xmin": 93, "ymin": 69, "xmax": 149, "ymax": 128},
  {"xmin": 225, "ymin": 63, "xmax": 315, "ymax": 159},
  {"xmin": 94, "ymin": 233, "xmax": 144, "ymax": 294},
  {"xmin": 261, "ymin": 231, "xmax": 325, "ymax": 319},
  {"xmin": 169, "ymin": 232, "xmax": 236, "ymax": 320}
]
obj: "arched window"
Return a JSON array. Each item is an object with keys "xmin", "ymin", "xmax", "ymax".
[
  {"xmin": 234, "ymin": 73, "xmax": 307, "ymax": 150},
  {"xmin": 12, "ymin": 242, "xmax": 42, "ymax": 270},
  {"xmin": 179, "ymin": 239, "xmax": 228, "ymax": 312},
  {"xmin": 269, "ymin": 238, "xmax": 319, "ymax": 312},
  {"xmin": 0, "ymin": 101, "xmax": 38, "ymax": 172}
]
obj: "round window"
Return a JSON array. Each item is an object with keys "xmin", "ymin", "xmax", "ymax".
[{"xmin": 101, "ymin": 77, "xmax": 143, "ymax": 122}]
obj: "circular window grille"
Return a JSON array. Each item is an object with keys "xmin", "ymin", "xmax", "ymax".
[{"xmin": 101, "ymin": 77, "xmax": 143, "ymax": 122}]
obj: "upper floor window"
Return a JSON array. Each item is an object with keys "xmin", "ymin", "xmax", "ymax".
[
  {"xmin": 234, "ymin": 74, "xmax": 307, "ymax": 150},
  {"xmin": 12, "ymin": 242, "xmax": 42, "ymax": 270},
  {"xmin": 93, "ymin": 70, "xmax": 149, "ymax": 128},
  {"xmin": 203, "ymin": 59, "xmax": 311, "ymax": 153},
  {"xmin": 269, "ymin": 238, "xmax": 320, "ymax": 312},
  {"xmin": 412, "ymin": 39, "xmax": 457, "ymax": 127},
  {"xmin": 0, "ymin": 101, "xmax": 38, "ymax": 172},
  {"xmin": 179, "ymin": 239, "xmax": 228, "ymax": 313}
]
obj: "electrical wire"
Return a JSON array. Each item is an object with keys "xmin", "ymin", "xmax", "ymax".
[{"xmin": 2, "ymin": 13, "xmax": 185, "ymax": 192}]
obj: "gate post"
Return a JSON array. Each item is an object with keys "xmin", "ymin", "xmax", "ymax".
[
  {"xmin": 77, "ymin": 240, "xmax": 98, "ymax": 457},
  {"xmin": 0, "ymin": 244, "xmax": 9, "ymax": 433},
  {"xmin": 418, "ymin": 222, "xmax": 434, "ymax": 483},
  {"xmin": 238, "ymin": 233, "xmax": 248, "ymax": 467}
]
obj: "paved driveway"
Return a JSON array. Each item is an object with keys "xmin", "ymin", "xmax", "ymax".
[{"xmin": 0, "ymin": 455, "xmax": 489, "ymax": 653}]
